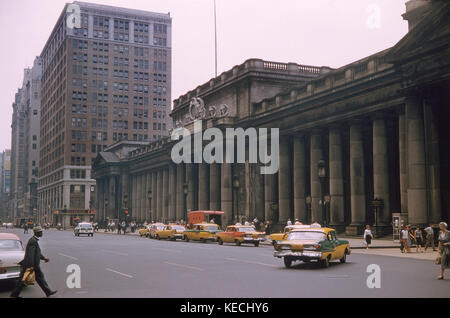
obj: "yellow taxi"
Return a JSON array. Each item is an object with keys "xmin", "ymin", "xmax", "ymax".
[
  {"xmin": 154, "ymin": 224, "xmax": 186, "ymax": 240},
  {"xmin": 149, "ymin": 223, "xmax": 165, "ymax": 239},
  {"xmin": 138, "ymin": 225, "xmax": 152, "ymax": 237},
  {"xmin": 269, "ymin": 224, "xmax": 311, "ymax": 245},
  {"xmin": 216, "ymin": 225, "xmax": 266, "ymax": 247},
  {"xmin": 273, "ymin": 227, "xmax": 350, "ymax": 268},
  {"xmin": 183, "ymin": 223, "xmax": 222, "ymax": 243}
]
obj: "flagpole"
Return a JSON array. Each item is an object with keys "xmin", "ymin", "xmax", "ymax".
[{"xmin": 214, "ymin": 0, "xmax": 218, "ymax": 77}]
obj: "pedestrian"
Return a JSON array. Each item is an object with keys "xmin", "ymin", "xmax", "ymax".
[
  {"xmin": 122, "ymin": 221, "xmax": 127, "ymax": 234},
  {"xmin": 287, "ymin": 218, "xmax": 292, "ymax": 226},
  {"xmin": 10, "ymin": 226, "xmax": 57, "ymax": 298},
  {"xmin": 408, "ymin": 225, "xmax": 415, "ymax": 251},
  {"xmin": 424, "ymin": 224, "xmax": 436, "ymax": 251},
  {"xmin": 364, "ymin": 225, "xmax": 373, "ymax": 249},
  {"xmin": 265, "ymin": 221, "xmax": 272, "ymax": 236},
  {"xmin": 23, "ymin": 223, "xmax": 28, "ymax": 234},
  {"xmin": 117, "ymin": 221, "xmax": 122, "ymax": 235},
  {"xmin": 437, "ymin": 222, "xmax": 450, "ymax": 280},
  {"xmin": 401, "ymin": 226, "xmax": 410, "ymax": 253},
  {"xmin": 210, "ymin": 217, "xmax": 215, "ymax": 224},
  {"xmin": 415, "ymin": 226, "xmax": 424, "ymax": 253}
]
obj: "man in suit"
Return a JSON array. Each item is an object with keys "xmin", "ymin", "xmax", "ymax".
[{"xmin": 10, "ymin": 226, "xmax": 57, "ymax": 298}]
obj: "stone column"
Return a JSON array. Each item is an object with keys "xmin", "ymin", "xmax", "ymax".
[
  {"xmin": 221, "ymin": 163, "xmax": 233, "ymax": 226},
  {"xmin": 168, "ymin": 165, "xmax": 177, "ymax": 222},
  {"xmin": 293, "ymin": 134, "xmax": 307, "ymax": 222},
  {"xmin": 209, "ymin": 163, "xmax": 221, "ymax": 211},
  {"xmin": 329, "ymin": 126, "xmax": 345, "ymax": 229},
  {"xmin": 278, "ymin": 137, "xmax": 291, "ymax": 224},
  {"xmin": 156, "ymin": 170, "xmax": 163, "ymax": 221},
  {"xmin": 348, "ymin": 122, "xmax": 366, "ymax": 232},
  {"xmin": 146, "ymin": 172, "xmax": 152, "ymax": 222},
  {"xmin": 373, "ymin": 118, "xmax": 390, "ymax": 226},
  {"xmin": 162, "ymin": 168, "xmax": 169, "ymax": 222},
  {"xmin": 198, "ymin": 163, "xmax": 209, "ymax": 210},
  {"xmin": 406, "ymin": 96, "xmax": 427, "ymax": 225},
  {"xmin": 186, "ymin": 164, "xmax": 195, "ymax": 213},
  {"xmin": 424, "ymin": 99, "xmax": 442, "ymax": 223},
  {"xmin": 399, "ymin": 112, "xmax": 408, "ymax": 214},
  {"xmin": 110, "ymin": 176, "xmax": 116, "ymax": 220},
  {"xmin": 264, "ymin": 173, "xmax": 276, "ymax": 223},
  {"xmin": 310, "ymin": 129, "xmax": 324, "ymax": 223},
  {"xmin": 151, "ymin": 171, "xmax": 157, "ymax": 222},
  {"xmin": 176, "ymin": 164, "xmax": 185, "ymax": 221}
]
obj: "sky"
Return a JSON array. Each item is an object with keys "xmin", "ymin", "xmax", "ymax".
[{"xmin": 0, "ymin": 0, "xmax": 409, "ymax": 151}]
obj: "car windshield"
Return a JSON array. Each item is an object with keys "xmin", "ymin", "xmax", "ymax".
[
  {"xmin": 239, "ymin": 227, "xmax": 256, "ymax": 232},
  {"xmin": 172, "ymin": 226, "xmax": 184, "ymax": 231},
  {"xmin": 287, "ymin": 231, "xmax": 325, "ymax": 241},
  {"xmin": 0, "ymin": 239, "xmax": 23, "ymax": 251},
  {"xmin": 81, "ymin": 225, "xmax": 92, "ymax": 229},
  {"xmin": 157, "ymin": 226, "xmax": 165, "ymax": 230},
  {"xmin": 205, "ymin": 225, "xmax": 219, "ymax": 231}
]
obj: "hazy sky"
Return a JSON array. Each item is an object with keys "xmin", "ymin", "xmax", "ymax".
[{"xmin": 0, "ymin": 0, "xmax": 409, "ymax": 151}]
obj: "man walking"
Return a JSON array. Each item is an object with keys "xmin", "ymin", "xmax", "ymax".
[
  {"xmin": 10, "ymin": 226, "xmax": 57, "ymax": 298},
  {"xmin": 23, "ymin": 223, "xmax": 28, "ymax": 234},
  {"xmin": 424, "ymin": 224, "xmax": 436, "ymax": 251}
]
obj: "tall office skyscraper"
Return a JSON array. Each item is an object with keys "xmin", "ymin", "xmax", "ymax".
[
  {"xmin": 10, "ymin": 57, "xmax": 42, "ymax": 221},
  {"xmin": 38, "ymin": 2, "xmax": 172, "ymax": 224}
]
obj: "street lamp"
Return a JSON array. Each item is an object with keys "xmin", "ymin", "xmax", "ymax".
[
  {"xmin": 147, "ymin": 190, "xmax": 152, "ymax": 223},
  {"xmin": 317, "ymin": 159, "xmax": 328, "ymax": 226},
  {"xmin": 305, "ymin": 196, "xmax": 312, "ymax": 224},
  {"xmin": 371, "ymin": 198, "xmax": 384, "ymax": 238},
  {"xmin": 183, "ymin": 182, "xmax": 189, "ymax": 223},
  {"xmin": 232, "ymin": 174, "xmax": 240, "ymax": 224},
  {"xmin": 104, "ymin": 198, "xmax": 109, "ymax": 222},
  {"xmin": 123, "ymin": 195, "xmax": 128, "ymax": 220}
]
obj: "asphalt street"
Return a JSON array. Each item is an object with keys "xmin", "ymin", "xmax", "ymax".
[{"xmin": 0, "ymin": 228, "xmax": 449, "ymax": 298}]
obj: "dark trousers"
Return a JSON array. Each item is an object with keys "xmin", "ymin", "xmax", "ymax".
[
  {"xmin": 425, "ymin": 234, "xmax": 436, "ymax": 250},
  {"xmin": 10, "ymin": 267, "xmax": 51, "ymax": 297}
]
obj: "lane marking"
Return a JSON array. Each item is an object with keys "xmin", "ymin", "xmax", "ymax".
[
  {"xmin": 58, "ymin": 253, "xmax": 79, "ymax": 261},
  {"xmin": 105, "ymin": 268, "xmax": 134, "ymax": 278},
  {"xmin": 103, "ymin": 250, "xmax": 129, "ymax": 256},
  {"xmin": 75, "ymin": 291, "xmax": 89, "ymax": 294},
  {"xmin": 225, "ymin": 257, "xmax": 279, "ymax": 268},
  {"xmin": 152, "ymin": 247, "xmax": 181, "ymax": 253},
  {"xmin": 319, "ymin": 275, "xmax": 350, "ymax": 278},
  {"xmin": 164, "ymin": 262, "xmax": 204, "ymax": 271}
]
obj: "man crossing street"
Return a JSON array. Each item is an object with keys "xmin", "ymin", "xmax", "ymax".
[{"xmin": 10, "ymin": 226, "xmax": 57, "ymax": 298}]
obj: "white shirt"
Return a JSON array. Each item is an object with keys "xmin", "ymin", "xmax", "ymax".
[
  {"xmin": 401, "ymin": 230, "xmax": 409, "ymax": 239},
  {"xmin": 364, "ymin": 229, "xmax": 373, "ymax": 238}
]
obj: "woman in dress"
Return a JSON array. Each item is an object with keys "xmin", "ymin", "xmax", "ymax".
[
  {"xmin": 414, "ymin": 226, "xmax": 424, "ymax": 253},
  {"xmin": 437, "ymin": 222, "xmax": 450, "ymax": 280},
  {"xmin": 364, "ymin": 225, "xmax": 373, "ymax": 249}
]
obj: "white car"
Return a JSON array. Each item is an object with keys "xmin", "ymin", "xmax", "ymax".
[
  {"xmin": 74, "ymin": 222, "xmax": 94, "ymax": 237},
  {"xmin": 0, "ymin": 233, "xmax": 24, "ymax": 281}
]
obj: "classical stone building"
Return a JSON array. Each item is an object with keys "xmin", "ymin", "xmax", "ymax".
[{"xmin": 93, "ymin": 0, "xmax": 450, "ymax": 233}]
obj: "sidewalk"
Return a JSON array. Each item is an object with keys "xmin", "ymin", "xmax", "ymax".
[{"xmin": 351, "ymin": 247, "xmax": 438, "ymax": 261}]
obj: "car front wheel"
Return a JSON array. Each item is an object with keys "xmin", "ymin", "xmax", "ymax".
[
  {"xmin": 218, "ymin": 238, "xmax": 223, "ymax": 245},
  {"xmin": 284, "ymin": 257, "xmax": 293, "ymax": 268},
  {"xmin": 235, "ymin": 240, "xmax": 241, "ymax": 246},
  {"xmin": 254, "ymin": 241, "xmax": 260, "ymax": 247}
]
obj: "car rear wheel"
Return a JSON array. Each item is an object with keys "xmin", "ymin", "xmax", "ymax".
[
  {"xmin": 184, "ymin": 235, "xmax": 189, "ymax": 242},
  {"xmin": 254, "ymin": 241, "xmax": 260, "ymax": 247},
  {"xmin": 218, "ymin": 238, "xmax": 223, "ymax": 245},
  {"xmin": 340, "ymin": 251, "xmax": 347, "ymax": 264},
  {"xmin": 320, "ymin": 255, "xmax": 330, "ymax": 268},
  {"xmin": 284, "ymin": 257, "xmax": 293, "ymax": 268},
  {"xmin": 156, "ymin": 235, "xmax": 160, "ymax": 240},
  {"xmin": 235, "ymin": 240, "xmax": 241, "ymax": 246}
]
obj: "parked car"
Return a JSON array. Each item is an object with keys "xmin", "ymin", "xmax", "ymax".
[
  {"xmin": 216, "ymin": 225, "xmax": 266, "ymax": 247},
  {"xmin": 149, "ymin": 223, "xmax": 165, "ymax": 239},
  {"xmin": 0, "ymin": 233, "xmax": 24, "ymax": 282},
  {"xmin": 154, "ymin": 224, "xmax": 186, "ymax": 240},
  {"xmin": 138, "ymin": 225, "xmax": 152, "ymax": 237},
  {"xmin": 183, "ymin": 223, "xmax": 222, "ymax": 242},
  {"xmin": 269, "ymin": 224, "xmax": 311, "ymax": 245},
  {"xmin": 273, "ymin": 227, "xmax": 350, "ymax": 268},
  {"xmin": 74, "ymin": 222, "xmax": 94, "ymax": 237}
]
